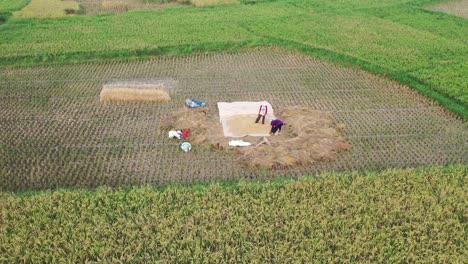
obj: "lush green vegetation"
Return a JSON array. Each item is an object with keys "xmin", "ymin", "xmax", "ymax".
[
  {"xmin": 0, "ymin": 0, "xmax": 466, "ymax": 116},
  {"xmin": 0, "ymin": 0, "xmax": 30, "ymax": 12},
  {"xmin": 0, "ymin": 0, "xmax": 30, "ymax": 24},
  {"xmin": 0, "ymin": 165, "xmax": 465, "ymax": 262}
]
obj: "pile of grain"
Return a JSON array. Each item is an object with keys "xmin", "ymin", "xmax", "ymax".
[
  {"xmin": 161, "ymin": 106, "xmax": 349, "ymax": 169},
  {"xmin": 238, "ymin": 107, "xmax": 349, "ymax": 169}
]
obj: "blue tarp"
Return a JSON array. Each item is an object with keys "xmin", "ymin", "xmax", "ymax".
[{"xmin": 186, "ymin": 98, "xmax": 206, "ymax": 108}]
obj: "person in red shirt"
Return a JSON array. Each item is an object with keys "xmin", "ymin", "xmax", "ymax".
[{"xmin": 255, "ymin": 104, "xmax": 268, "ymax": 124}]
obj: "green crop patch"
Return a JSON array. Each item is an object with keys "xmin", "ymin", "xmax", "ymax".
[
  {"xmin": 0, "ymin": 165, "xmax": 466, "ymax": 262},
  {"xmin": 246, "ymin": 11, "xmax": 468, "ymax": 107},
  {"xmin": 0, "ymin": 0, "xmax": 30, "ymax": 12}
]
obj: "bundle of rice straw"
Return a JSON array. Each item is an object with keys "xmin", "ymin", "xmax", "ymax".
[{"xmin": 100, "ymin": 82, "xmax": 170, "ymax": 103}]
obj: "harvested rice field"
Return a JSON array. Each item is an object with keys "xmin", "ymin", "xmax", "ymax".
[
  {"xmin": 430, "ymin": 0, "xmax": 468, "ymax": 18},
  {"xmin": 0, "ymin": 48, "xmax": 466, "ymax": 191},
  {"xmin": 78, "ymin": 0, "xmax": 183, "ymax": 16}
]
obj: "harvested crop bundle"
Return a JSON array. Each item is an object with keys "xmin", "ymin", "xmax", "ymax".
[
  {"xmin": 101, "ymin": 1, "xmax": 129, "ymax": 9},
  {"xmin": 100, "ymin": 81, "xmax": 171, "ymax": 103}
]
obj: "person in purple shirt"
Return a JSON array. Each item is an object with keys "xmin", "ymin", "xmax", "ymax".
[{"xmin": 270, "ymin": 119, "xmax": 284, "ymax": 135}]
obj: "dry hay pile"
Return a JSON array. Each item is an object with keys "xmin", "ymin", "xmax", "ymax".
[
  {"xmin": 239, "ymin": 107, "xmax": 349, "ymax": 169},
  {"xmin": 160, "ymin": 106, "xmax": 349, "ymax": 169},
  {"xmin": 101, "ymin": 1, "xmax": 129, "ymax": 9},
  {"xmin": 100, "ymin": 81, "xmax": 171, "ymax": 103},
  {"xmin": 160, "ymin": 107, "xmax": 220, "ymax": 145},
  {"xmin": 191, "ymin": 0, "xmax": 240, "ymax": 7}
]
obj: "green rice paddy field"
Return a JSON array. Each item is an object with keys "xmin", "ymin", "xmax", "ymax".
[
  {"xmin": 0, "ymin": 0, "xmax": 466, "ymax": 261},
  {"xmin": 1, "ymin": 166, "xmax": 466, "ymax": 262}
]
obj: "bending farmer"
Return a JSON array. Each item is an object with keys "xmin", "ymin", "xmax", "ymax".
[
  {"xmin": 270, "ymin": 119, "xmax": 283, "ymax": 135},
  {"xmin": 255, "ymin": 104, "xmax": 268, "ymax": 124}
]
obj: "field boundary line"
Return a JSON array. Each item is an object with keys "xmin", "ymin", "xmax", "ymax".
[{"xmin": 0, "ymin": 39, "xmax": 268, "ymax": 67}]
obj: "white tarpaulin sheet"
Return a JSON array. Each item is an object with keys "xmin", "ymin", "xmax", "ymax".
[{"xmin": 217, "ymin": 101, "xmax": 276, "ymax": 137}]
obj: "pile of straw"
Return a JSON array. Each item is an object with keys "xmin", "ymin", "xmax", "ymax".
[
  {"xmin": 160, "ymin": 107, "xmax": 214, "ymax": 145},
  {"xmin": 100, "ymin": 83, "xmax": 170, "ymax": 103},
  {"xmin": 237, "ymin": 107, "xmax": 349, "ymax": 169},
  {"xmin": 160, "ymin": 106, "xmax": 349, "ymax": 169}
]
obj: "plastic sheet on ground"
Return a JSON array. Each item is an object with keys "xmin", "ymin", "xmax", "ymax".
[
  {"xmin": 228, "ymin": 140, "xmax": 252, "ymax": 147},
  {"xmin": 186, "ymin": 98, "xmax": 206, "ymax": 108},
  {"xmin": 217, "ymin": 101, "xmax": 276, "ymax": 137}
]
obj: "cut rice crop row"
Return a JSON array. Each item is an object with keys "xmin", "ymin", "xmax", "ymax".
[
  {"xmin": 0, "ymin": 48, "xmax": 466, "ymax": 191},
  {"xmin": 429, "ymin": 0, "xmax": 468, "ymax": 18}
]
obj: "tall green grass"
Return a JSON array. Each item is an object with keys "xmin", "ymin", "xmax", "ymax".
[
  {"xmin": 0, "ymin": 0, "xmax": 30, "ymax": 24},
  {"xmin": 0, "ymin": 165, "xmax": 465, "ymax": 262},
  {"xmin": 0, "ymin": 0, "xmax": 30, "ymax": 12}
]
